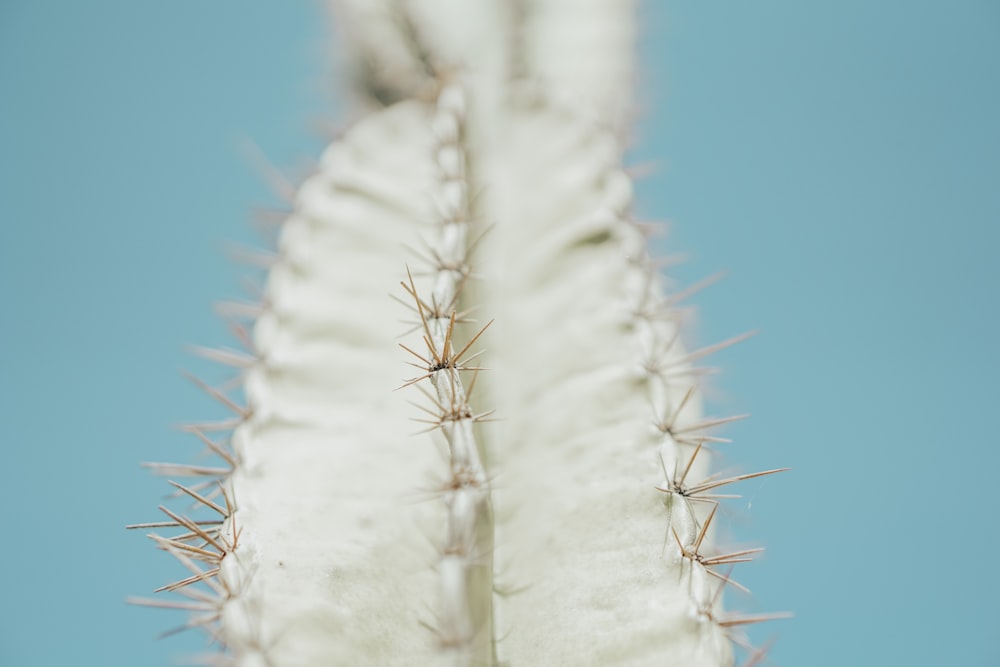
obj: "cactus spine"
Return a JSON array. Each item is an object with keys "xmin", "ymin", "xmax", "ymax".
[{"xmin": 131, "ymin": 2, "xmax": 787, "ymax": 665}]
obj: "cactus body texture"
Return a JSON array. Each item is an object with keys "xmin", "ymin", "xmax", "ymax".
[{"xmin": 132, "ymin": 2, "xmax": 786, "ymax": 665}]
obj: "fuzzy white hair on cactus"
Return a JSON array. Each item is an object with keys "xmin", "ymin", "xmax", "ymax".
[{"xmin": 129, "ymin": 1, "xmax": 788, "ymax": 665}]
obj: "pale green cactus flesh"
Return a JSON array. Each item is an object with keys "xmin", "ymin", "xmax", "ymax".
[{"xmin": 130, "ymin": 2, "xmax": 787, "ymax": 665}]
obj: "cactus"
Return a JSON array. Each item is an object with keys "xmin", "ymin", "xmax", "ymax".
[{"xmin": 130, "ymin": 2, "xmax": 787, "ymax": 665}]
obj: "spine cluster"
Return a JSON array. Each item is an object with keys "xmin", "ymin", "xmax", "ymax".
[
  {"xmin": 615, "ymin": 167, "xmax": 790, "ymax": 654},
  {"xmin": 127, "ymin": 370, "xmax": 247, "ymax": 654}
]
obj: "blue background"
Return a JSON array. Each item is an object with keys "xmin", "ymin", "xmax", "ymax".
[{"xmin": 1, "ymin": 1, "xmax": 997, "ymax": 665}]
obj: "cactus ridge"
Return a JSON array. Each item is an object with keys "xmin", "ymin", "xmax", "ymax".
[{"xmin": 395, "ymin": 83, "xmax": 497, "ymax": 662}]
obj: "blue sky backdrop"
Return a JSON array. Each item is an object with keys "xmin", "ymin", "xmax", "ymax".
[{"xmin": 1, "ymin": 1, "xmax": 998, "ymax": 665}]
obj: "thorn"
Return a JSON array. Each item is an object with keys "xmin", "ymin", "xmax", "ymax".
[
  {"xmin": 663, "ymin": 271, "xmax": 728, "ymax": 307},
  {"xmin": 187, "ymin": 427, "xmax": 237, "ymax": 468},
  {"xmin": 687, "ymin": 467, "xmax": 790, "ymax": 497},
  {"xmin": 148, "ymin": 534, "xmax": 227, "ymax": 597},
  {"xmin": 681, "ymin": 331, "xmax": 757, "ymax": 366},
  {"xmin": 125, "ymin": 519, "xmax": 222, "ymax": 531},
  {"xmin": 225, "ymin": 244, "xmax": 279, "ymax": 269},
  {"xmin": 142, "ymin": 462, "xmax": 231, "ymax": 478},
  {"xmin": 237, "ymin": 137, "xmax": 297, "ymax": 202},
  {"xmin": 126, "ymin": 597, "xmax": 218, "ymax": 612},
  {"xmin": 740, "ymin": 638, "xmax": 776, "ymax": 667},
  {"xmin": 180, "ymin": 371, "xmax": 251, "ymax": 419},
  {"xmin": 716, "ymin": 612, "xmax": 793, "ymax": 629},
  {"xmin": 149, "ymin": 533, "xmax": 220, "ymax": 564},
  {"xmin": 177, "ymin": 418, "xmax": 243, "ymax": 433},
  {"xmin": 166, "ymin": 481, "xmax": 229, "ymax": 517},
  {"xmin": 157, "ymin": 505, "xmax": 228, "ymax": 554},
  {"xmin": 251, "ymin": 205, "xmax": 292, "ymax": 228},
  {"xmin": 190, "ymin": 345, "xmax": 257, "ymax": 369}
]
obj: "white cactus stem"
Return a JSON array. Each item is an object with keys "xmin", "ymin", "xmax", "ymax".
[{"xmin": 133, "ymin": 2, "xmax": 787, "ymax": 665}]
